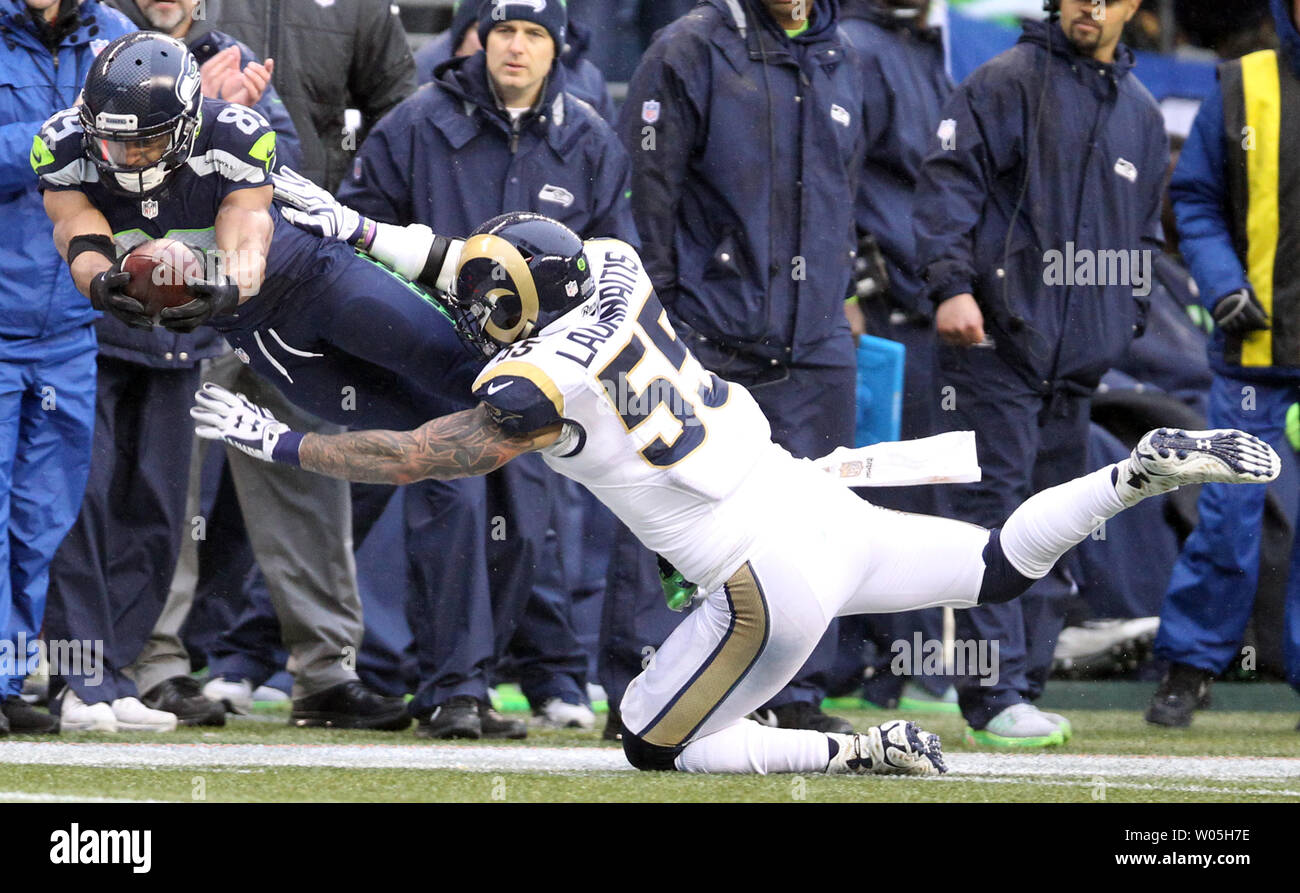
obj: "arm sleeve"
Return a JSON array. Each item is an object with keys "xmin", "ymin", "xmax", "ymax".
[
  {"xmin": 335, "ymin": 111, "xmax": 413, "ymax": 225},
  {"xmin": 1141, "ymin": 122, "xmax": 1170, "ymax": 251},
  {"xmin": 472, "ymin": 361, "xmax": 566, "ymax": 436},
  {"xmin": 1169, "ymin": 83, "xmax": 1248, "ymax": 309},
  {"xmin": 913, "ymin": 74, "xmax": 1025, "ymax": 306},
  {"xmin": 585, "ymin": 130, "xmax": 640, "ymax": 248},
  {"xmin": 616, "ymin": 51, "xmax": 702, "ymax": 309},
  {"xmin": 349, "ymin": 0, "xmax": 417, "ymax": 137}
]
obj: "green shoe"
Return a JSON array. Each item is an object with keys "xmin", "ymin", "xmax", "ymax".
[
  {"xmin": 964, "ymin": 704, "xmax": 1065, "ymax": 748},
  {"xmin": 898, "ymin": 683, "xmax": 960, "ymax": 715}
]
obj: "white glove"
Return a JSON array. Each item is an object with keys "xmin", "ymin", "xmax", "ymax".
[
  {"xmin": 273, "ymin": 166, "xmax": 365, "ymax": 243},
  {"xmin": 191, "ymin": 382, "xmax": 294, "ymax": 463}
]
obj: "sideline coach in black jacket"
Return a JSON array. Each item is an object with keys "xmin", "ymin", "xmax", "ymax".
[{"xmin": 913, "ymin": 0, "xmax": 1167, "ymax": 746}]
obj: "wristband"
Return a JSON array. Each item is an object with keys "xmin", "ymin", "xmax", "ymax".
[
  {"xmin": 845, "ymin": 295, "xmax": 860, "ymax": 307},
  {"xmin": 353, "ymin": 218, "xmax": 378, "ymax": 251},
  {"xmin": 67, "ymin": 233, "xmax": 118, "ymax": 267},
  {"xmin": 271, "ymin": 430, "xmax": 304, "ymax": 466}
]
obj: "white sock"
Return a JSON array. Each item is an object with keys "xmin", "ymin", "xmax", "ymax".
[
  {"xmin": 998, "ymin": 465, "xmax": 1128, "ymax": 580},
  {"xmin": 674, "ymin": 719, "xmax": 833, "ymax": 774}
]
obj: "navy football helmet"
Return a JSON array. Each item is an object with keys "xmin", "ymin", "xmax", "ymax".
[
  {"xmin": 451, "ymin": 212, "xmax": 596, "ymax": 358},
  {"xmin": 80, "ymin": 32, "xmax": 203, "ymax": 195}
]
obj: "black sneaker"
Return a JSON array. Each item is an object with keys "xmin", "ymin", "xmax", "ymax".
[
  {"xmin": 1145, "ymin": 663, "xmax": 1213, "ymax": 727},
  {"xmin": 416, "ymin": 695, "xmax": 481, "ymax": 739},
  {"xmin": 753, "ymin": 701, "xmax": 854, "ymax": 735},
  {"xmin": 1, "ymin": 696, "xmax": 59, "ymax": 734},
  {"xmin": 142, "ymin": 677, "xmax": 226, "ymax": 727},
  {"xmin": 290, "ymin": 680, "xmax": 411, "ymax": 731},
  {"xmin": 479, "ymin": 699, "xmax": 526, "ymax": 739},
  {"xmin": 602, "ymin": 702, "xmax": 623, "ymax": 742}
]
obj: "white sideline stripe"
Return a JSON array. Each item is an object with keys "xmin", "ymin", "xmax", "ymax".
[
  {"xmin": 2, "ymin": 743, "xmax": 1299, "ymax": 781},
  {"xmin": 253, "ymin": 330, "xmax": 293, "ymax": 383},
  {"xmin": 268, "ymin": 328, "xmax": 323, "ymax": 358},
  {"xmin": 0, "ymin": 790, "xmax": 166, "ymax": 804},
  {"xmin": 937, "ymin": 776, "xmax": 1300, "ymax": 798}
]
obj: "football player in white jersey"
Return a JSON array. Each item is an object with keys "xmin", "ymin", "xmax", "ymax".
[{"xmin": 191, "ymin": 209, "xmax": 1281, "ymax": 776}]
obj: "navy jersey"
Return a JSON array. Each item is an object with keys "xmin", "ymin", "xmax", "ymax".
[{"xmin": 35, "ymin": 97, "xmax": 316, "ymax": 292}]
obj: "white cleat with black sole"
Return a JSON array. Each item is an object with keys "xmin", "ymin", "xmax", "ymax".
[
  {"xmin": 1115, "ymin": 428, "xmax": 1281, "ymax": 507},
  {"xmin": 827, "ymin": 719, "xmax": 947, "ymax": 776}
]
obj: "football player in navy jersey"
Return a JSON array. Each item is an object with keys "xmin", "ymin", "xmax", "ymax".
[{"xmin": 38, "ymin": 31, "xmax": 477, "ymax": 432}]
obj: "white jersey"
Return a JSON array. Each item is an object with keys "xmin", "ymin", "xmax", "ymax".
[{"xmin": 471, "ymin": 239, "xmax": 795, "ymax": 593}]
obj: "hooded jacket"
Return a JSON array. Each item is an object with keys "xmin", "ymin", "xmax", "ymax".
[
  {"xmin": 208, "ymin": 0, "xmax": 416, "ymax": 191},
  {"xmin": 0, "ymin": 0, "xmax": 134, "ymax": 342},
  {"xmin": 108, "ymin": 0, "xmax": 301, "ymax": 170},
  {"xmin": 618, "ymin": 0, "xmax": 866, "ymax": 367},
  {"xmin": 840, "ymin": 0, "xmax": 951, "ymax": 315},
  {"xmin": 336, "ymin": 50, "xmax": 636, "ymax": 248},
  {"xmin": 1166, "ymin": 0, "xmax": 1300, "ymax": 382},
  {"xmin": 914, "ymin": 18, "xmax": 1167, "ymax": 389}
]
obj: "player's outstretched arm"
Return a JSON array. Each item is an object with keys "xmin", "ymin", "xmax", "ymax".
[
  {"xmin": 273, "ymin": 167, "xmax": 462, "ymax": 293},
  {"xmin": 191, "ymin": 383, "xmax": 560, "ymax": 485},
  {"xmin": 214, "ymin": 184, "xmax": 274, "ymax": 300},
  {"xmin": 298, "ymin": 404, "xmax": 558, "ymax": 484}
]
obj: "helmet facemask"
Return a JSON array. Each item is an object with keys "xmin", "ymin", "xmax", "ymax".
[{"xmin": 83, "ymin": 108, "xmax": 200, "ymax": 195}]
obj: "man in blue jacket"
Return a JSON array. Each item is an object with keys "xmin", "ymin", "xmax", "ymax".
[
  {"xmin": 0, "ymin": 0, "xmax": 135, "ymax": 735},
  {"xmin": 1145, "ymin": 0, "xmax": 1300, "ymax": 729},
  {"xmin": 338, "ymin": 0, "xmax": 636, "ymax": 737},
  {"xmin": 840, "ymin": 0, "xmax": 957, "ymax": 711},
  {"xmin": 615, "ymin": 0, "xmax": 867, "ymax": 735},
  {"xmin": 415, "ymin": 0, "xmax": 615, "ymax": 121},
  {"xmin": 914, "ymin": 0, "xmax": 1164, "ymax": 746}
]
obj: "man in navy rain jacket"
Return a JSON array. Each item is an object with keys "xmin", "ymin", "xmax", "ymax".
[
  {"xmin": 913, "ymin": 0, "xmax": 1166, "ymax": 746},
  {"xmin": 615, "ymin": 0, "xmax": 868, "ymax": 735}
]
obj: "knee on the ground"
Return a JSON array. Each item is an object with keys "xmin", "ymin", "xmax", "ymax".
[{"xmin": 621, "ymin": 726, "xmax": 683, "ymax": 771}]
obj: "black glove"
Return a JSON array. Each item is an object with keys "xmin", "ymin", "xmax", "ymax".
[
  {"xmin": 89, "ymin": 264, "xmax": 153, "ymax": 330},
  {"xmin": 160, "ymin": 274, "xmax": 239, "ymax": 333},
  {"xmin": 1212, "ymin": 287, "xmax": 1270, "ymax": 336}
]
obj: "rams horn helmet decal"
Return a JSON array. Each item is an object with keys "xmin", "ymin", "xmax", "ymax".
[{"xmin": 451, "ymin": 212, "xmax": 595, "ymax": 358}]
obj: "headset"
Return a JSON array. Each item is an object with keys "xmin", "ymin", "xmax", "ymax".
[{"xmin": 1043, "ymin": 0, "xmax": 1060, "ymax": 16}]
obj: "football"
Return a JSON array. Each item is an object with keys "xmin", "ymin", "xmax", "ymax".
[{"xmin": 120, "ymin": 238, "xmax": 206, "ymax": 319}]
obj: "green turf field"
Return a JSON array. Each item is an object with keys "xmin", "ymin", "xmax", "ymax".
[{"xmin": 1, "ymin": 705, "xmax": 1296, "ymax": 803}]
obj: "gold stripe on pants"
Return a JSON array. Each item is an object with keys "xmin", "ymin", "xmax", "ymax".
[{"xmin": 641, "ymin": 563, "xmax": 769, "ymax": 747}]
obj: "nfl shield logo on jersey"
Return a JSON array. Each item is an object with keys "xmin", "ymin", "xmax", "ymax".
[
  {"xmin": 641, "ymin": 100, "xmax": 661, "ymax": 125},
  {"xmin": 90, "ymin": 39, "xmax": 109, "ymax": 56},
  {"xmin": 141, "ymin": 198, "xmax": 159, "ymax": 219},
  {"xmin": 235, "ymin": 347, "xmax": 251, "ymax": 364}
]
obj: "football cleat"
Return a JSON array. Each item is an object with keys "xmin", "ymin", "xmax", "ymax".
[
  {"xmin": 827, "ymin": 719, "xmax": 947, "ymax": 776},
  {"xmin": 1114, "ymin": 428, "xmax": 1280, "ymax": 507}
]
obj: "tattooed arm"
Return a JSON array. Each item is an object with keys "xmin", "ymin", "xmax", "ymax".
[
  {"xmin": 298, "ymin": 404, "xmax": 562, "ymax": 485},
  {"xmin": 190, "ymin": 384, "xmax": 560, "ymax": 485}
]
